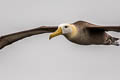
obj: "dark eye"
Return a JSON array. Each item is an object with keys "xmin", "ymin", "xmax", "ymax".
[{"xmin": 64, "ymin": 26, "xmax": 68, "ymax": 28}]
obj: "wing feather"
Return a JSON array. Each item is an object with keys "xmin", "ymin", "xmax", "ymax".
[
  {"xmin": 0, "ymin": 26, "xmax": 58, "ymax": 49},
  {"xmin": 86, "ymin": 26, "xmax": 120, "ymax": 32},
  {"xmin": 73, "ymin": 21, "xmax": 120, "ymax": 32}
]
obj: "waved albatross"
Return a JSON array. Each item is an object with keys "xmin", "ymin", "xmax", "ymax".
[{"xmin": 0, "ymin": 21, "xmax": 120, "ymax": 49}]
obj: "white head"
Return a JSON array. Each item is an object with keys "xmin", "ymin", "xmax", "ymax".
[
  {"xmin": 58, "ymin": 23, "xmax": 73, "ymax": 34},
  {"xmin": 49, "ymin": 23, "xmax": 77, "ymax": 39}
]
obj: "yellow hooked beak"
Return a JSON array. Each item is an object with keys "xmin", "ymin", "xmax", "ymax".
[{"xmin": 49, "ymin": 27, "xmax": 62, "ymax": 40}]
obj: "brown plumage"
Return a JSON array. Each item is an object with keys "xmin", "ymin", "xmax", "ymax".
[
  {"xmin": 72, "ymin": 21, "xmax": 120, "ymax": 45},
  {"xmin": 0, "ymin": 26, "xmax": 57, "ymax": 49}
]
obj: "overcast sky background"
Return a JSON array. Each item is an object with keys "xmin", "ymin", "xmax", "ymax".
[{"xmin": 0, "ymin": 0, "xmax": 120, "ymax": 80}]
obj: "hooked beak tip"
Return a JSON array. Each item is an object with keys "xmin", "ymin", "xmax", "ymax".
[
  {"xmin": 49, "ymin": 33, "xmax": 54, "ymax": 40},
  {"xmin": 48, "ymin": 27, "xmax": 62, "ymax": 40},
  {"xmin": 49, "ymin": 36, "xmax": 52, "ymax": 40}
]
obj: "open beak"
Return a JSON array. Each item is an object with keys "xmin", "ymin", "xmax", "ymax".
[{"xmin": 49, "ymin": 27, "xmax": 62, "ymax": 40}]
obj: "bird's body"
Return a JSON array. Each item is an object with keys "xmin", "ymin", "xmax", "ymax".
[
  {"xmin": 64, "ymin": 27, "xmax": 106, "ymax": 45},
  {"xmin": 66, "ymin": 21, "xmax": 119, "ymax": 45},
  {"xmin": 64, "ymin": 27, "xmax": 119, "ymax": 46}
]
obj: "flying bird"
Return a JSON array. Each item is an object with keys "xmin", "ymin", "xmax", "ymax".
[{"xmin": 0, "ymin": 21, "xmax": 120, "ymax": 49}]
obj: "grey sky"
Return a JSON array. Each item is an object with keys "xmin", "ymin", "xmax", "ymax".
[{"xmin": 0, "ymin": 0, "xmax": 120, "ymax": 80}]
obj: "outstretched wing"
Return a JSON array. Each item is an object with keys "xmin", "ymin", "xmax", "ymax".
[
  {"xmin": 73, "ymin": 21, "xmax": 120, "ymax": 32},
  {"xmin": 0, "ymin": 26, "xmax": 58, "ymax": 49},
  {"xmin": 86, "ymin": 26, "xmax": 120, "ymax": 32}
]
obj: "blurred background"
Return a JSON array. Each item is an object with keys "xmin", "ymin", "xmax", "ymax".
[{"xmin": 0, "ymin": 0, "xmax": 120, "ymax": 80}]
